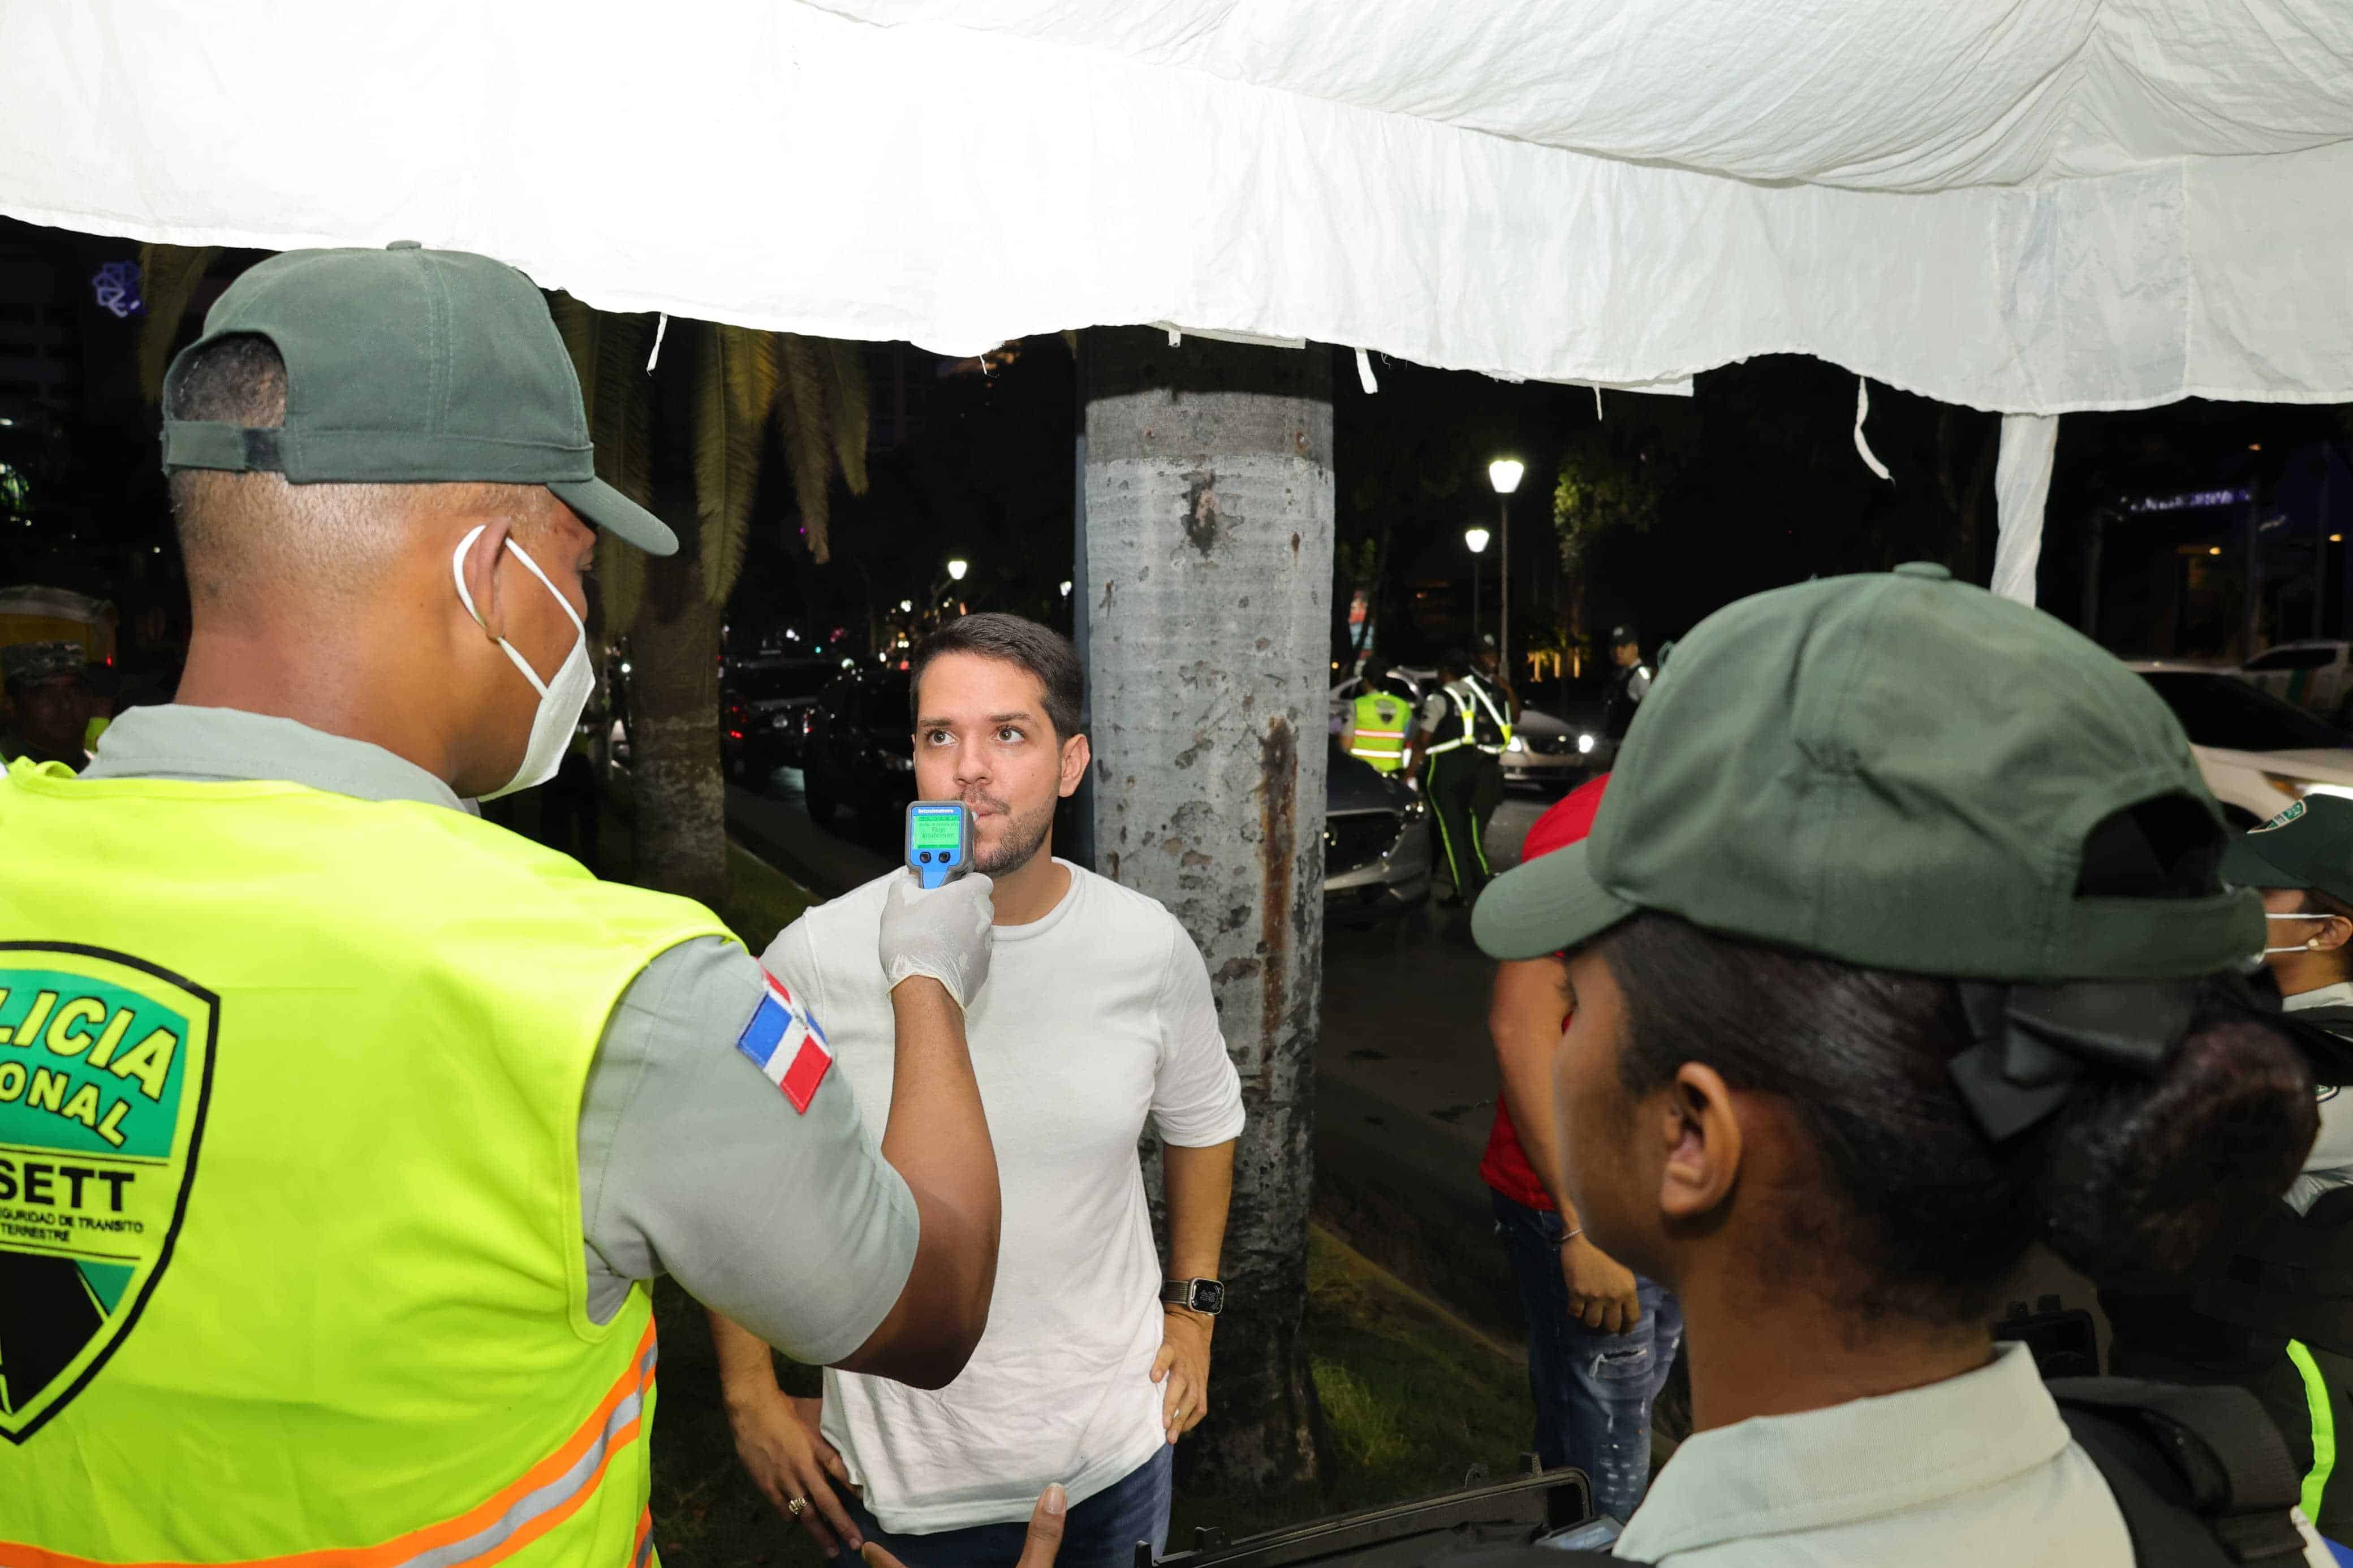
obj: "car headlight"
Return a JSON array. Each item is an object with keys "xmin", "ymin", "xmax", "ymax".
[
  {"xmin": 1576, "ymin": 733, "xmax": 1596, "ymax": 755},
  {"xmin": 1506, "ymin": 736, "xmax": 1527, "ymax": 753}
]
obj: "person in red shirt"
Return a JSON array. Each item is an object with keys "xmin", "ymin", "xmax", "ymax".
[{"xmin": 1479, "ymin": 772, "xmax": 1682, "ymax": 1523}]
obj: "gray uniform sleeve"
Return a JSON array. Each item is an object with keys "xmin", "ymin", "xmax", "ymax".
[{"xmin": 577, "ymin": 936, "xmax": 917, "ymax": 1366}]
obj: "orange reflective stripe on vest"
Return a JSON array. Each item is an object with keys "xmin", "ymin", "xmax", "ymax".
[{"xmin": 2, "ymin": 1324, "xmax": 658, "ymax": 1568}]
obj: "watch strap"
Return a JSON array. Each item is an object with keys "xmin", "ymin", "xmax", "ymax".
[{"xmin": 1161, "ymin": 1277, "xmax": 1223, "ymax": 1314}]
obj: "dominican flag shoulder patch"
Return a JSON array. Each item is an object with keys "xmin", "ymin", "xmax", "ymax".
[{"xmin": 736, "ymin": 970, "xmax": 834, "ymax": 1113}]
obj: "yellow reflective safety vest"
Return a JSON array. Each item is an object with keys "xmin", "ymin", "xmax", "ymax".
[
  {"xmin": 0, "ymin": 758, "xmax": 732, "ymax": 1568},
  {"xmin": 1423, "ymin": 679, "xmax": 1512, "ymax": 758},
  {"xmin": 1347, "ymin": 691, "xmax": 1413, "ymax": 772}
]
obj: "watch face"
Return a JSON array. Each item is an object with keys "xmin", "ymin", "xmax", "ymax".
[{"xmin": 1192, "ymin": 1280, "xmax": 1226, "ymax": 1315}]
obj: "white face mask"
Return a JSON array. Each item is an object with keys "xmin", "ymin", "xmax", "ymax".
[
  {"xmin": 2264, "ymin": 912, "xmax": 2338, "ymax": 956},
  {"xmin": 451, "ymin": 525, "xmax": 593, "ymax": 801}
]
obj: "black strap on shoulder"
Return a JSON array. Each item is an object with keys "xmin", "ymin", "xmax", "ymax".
[{"xmin": 2050, "ymin": 1377, "xmax": 2309, "ymax": 1566}]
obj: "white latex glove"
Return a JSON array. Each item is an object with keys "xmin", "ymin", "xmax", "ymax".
[{"xmin": 877, "ymin": 871, "xmax": 996, "ymax": 1008}]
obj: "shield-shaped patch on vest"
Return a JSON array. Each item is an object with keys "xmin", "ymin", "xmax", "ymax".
[{"xmin": 0, "ymin": 944, "xmax": 216, "ymax": 1443}]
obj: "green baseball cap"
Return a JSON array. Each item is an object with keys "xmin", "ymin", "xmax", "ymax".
[
  {"xmin": 2223, "ymin": 796, "xmax": 2353, "ymax": 906},
  {"xmin": 160, "ymin": 243, "xmax": 675, "ymax": 556},
  {"xmin": 1473, "ymin": 563, "xmax": 2264, "ymax": 980}
]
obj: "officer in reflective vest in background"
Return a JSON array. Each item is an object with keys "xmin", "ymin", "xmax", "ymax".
[
  {"xmin": 1467, "ymin": 634, "xmax": 1516, "ymax": 826},
  {"xmin": 1343, "ymin": 661, "xmax": 1414, "ymax": 774},
  {"xmin": 0, "ymin": 245, "xmax": 1004, "ymax": 1565},
  {"xmin": 1407, "ymin": 648, "xmax": 1513, "ymax": 906}
]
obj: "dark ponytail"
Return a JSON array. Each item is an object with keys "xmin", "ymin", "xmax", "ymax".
[
  {"xmin": 2041, "ymin": 1016, "xmax": 2315, "ymax": 1284},
  {"xmin": 1602, "ymin": 912, "xmax": 2316, "ymax": 1325}
]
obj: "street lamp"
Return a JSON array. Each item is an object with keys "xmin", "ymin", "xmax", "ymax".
[
  {"xmin": 1488, "ymin": 459, "xmax": 1524, "ymax": 687},
  {"xmin": 899, "ymin": 599, "xmax": 913, "ymax": 613},
  {"xmin": 946, "ymin": 558, "xmax": 969, "ymax": 582},
  {"xmin": 1464, "ymin": 525, "xmax": 1491, "ymax": 646},
  {"xmin": 1059, "ymin": 580, "xmax": 1073, "ymax": 597}
]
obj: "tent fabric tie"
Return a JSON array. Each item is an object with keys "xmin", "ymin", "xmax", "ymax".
[
  {"xmin": 1852, "ymin": 376, "xmax": 1892, "ymax": 482},
  {"xmin": 1994, "ymin": 412, "xmax": 2061, "ymax": 607}
]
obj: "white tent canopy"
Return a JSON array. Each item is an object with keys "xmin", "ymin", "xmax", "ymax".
[{"xmin": 7, "ymin": 1, "xmax": 2352, "ymax": 417}]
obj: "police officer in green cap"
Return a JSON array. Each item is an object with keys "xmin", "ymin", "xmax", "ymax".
[
  {"xmin": 1471, "ymin": 562, "xmax": 2332, "ymax": 1565},
  {"xmin": 0, "ymin": 246, "xmax": 1002, "ymax": 1563}
]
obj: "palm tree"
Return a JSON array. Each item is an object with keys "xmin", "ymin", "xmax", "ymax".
[
  {"xmin": 132, "ymin": 244, "xmax": 222, "ymax": 401},
  {"xmin": 549, "ymin": 300, "xmax": 870, "ymax": 907},
  {"xmin": 1080, "ymin": 327, "xmax": 1334, "ymax": 1490}
]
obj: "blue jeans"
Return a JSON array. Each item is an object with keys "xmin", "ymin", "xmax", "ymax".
[
  {"xmin": 1492, "ymin": 1190, "xmax": 1683, "ymax": 1524},
  {"xmin": 839, "ymin": 1445, "xmax": 1172, "ymax": 1568}
]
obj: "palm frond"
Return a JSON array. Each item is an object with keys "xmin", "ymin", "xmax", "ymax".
[
  {"xmin": 696, "ymin": 324, "xmax": 781, "ymax": 606},
  {"xmin": 549, "ymin": 292, "xmax": 599, "ymax": 420},
  {"xmin": 135, "ymin": 244, "xmax": 221, "ymax": 403},
  {"xmin": 550, "ymin": 296, "xmax": 658, "ymax": 632},
  {"xmin": 776, "ymin": 334, "xmax": 836, "ymax": 563},
  {"xmin": 820, "ymin": 339, "xmax": 870, "ymax": 496}
]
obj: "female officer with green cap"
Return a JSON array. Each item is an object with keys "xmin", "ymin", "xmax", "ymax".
[{"xmin": 1471, "ymin": 562, "xmax": 2334, "ymax": 1565}]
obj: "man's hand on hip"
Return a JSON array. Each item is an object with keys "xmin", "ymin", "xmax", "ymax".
[
  {"xmin": 1152, "ymin": 1307, "xmax": 1214, "ymax": 1443},
  {"xmin": 1561, "ymin": 1233, "xmax": 1641, "ymax": 1335},
  {"xmin": 878, "ymin": 871, "xmax": 995, "ymax": 1007}
]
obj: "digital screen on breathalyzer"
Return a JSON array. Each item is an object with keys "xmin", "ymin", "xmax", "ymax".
[{"xmin": 911, "ymin": 813, "xmax": 962, "ymax": 851}]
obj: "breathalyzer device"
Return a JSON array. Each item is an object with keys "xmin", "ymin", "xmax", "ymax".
[{"xmin": 904, "ymin": 801, "xmax": 976, "ymax": 889}]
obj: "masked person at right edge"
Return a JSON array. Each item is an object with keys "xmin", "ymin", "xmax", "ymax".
[
  {"xmin": 1471, "ymin": 562, "xmax": 2334, "ymax": 1566},
  {"xmin": 2101, "ymin": 793, "xmax": 2353, "ymax": 1545}
]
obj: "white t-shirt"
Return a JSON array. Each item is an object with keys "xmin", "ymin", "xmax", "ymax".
[
  {"xmin": 764, "ymin": 861, "xmax": 1247, "ymax": 1534},
  {"xmin": 2285, "ymin": 982, "xmax": 2353, "ymax": 1214},
  {"xmin": 1613, "ymin": 1342, "xmax": 2334, "ymax": 1566}
]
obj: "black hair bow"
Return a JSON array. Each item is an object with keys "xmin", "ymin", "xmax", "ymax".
[{"xmin": 1947, "ymin": 980, "xmax": 2201, "ymax": 1143}]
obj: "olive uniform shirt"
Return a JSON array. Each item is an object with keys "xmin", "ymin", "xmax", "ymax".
[{"xmin": 81, "ymin": 703, "xmax": 917, "ymax": 1365}]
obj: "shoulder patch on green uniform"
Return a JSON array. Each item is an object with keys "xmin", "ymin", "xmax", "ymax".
[{"xmin": 0, "ymin": 944, "xmax": 217, "ymax": 1444}]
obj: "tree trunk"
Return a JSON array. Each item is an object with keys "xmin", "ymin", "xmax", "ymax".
[
  {"xmin": 630, "ymin": 353, "xmax": 730, "ymax": 912},
  {"xmin": 632, "ymin": 571, "xmax": 727, "ymax": 909},
  {"xmin": 1081, "ymin": 327, "xmax": 1334, "ymax": 1492}
]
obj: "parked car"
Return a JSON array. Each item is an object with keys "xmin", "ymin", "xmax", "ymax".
[
  {"xmin": 2130, "ymin": 660, "xmax": 2353, "ymax": 825},
  {"xmin": 1329, "ymin": 667, "xmax": 1595, "ymax": 788},
  {"xmin": 1497, "ymin": 704, "xmax": 1594, "ymax": 787},
  {"xmin": 2239, "ymin": 640, "xmax": 2353, "ymax": 727},
  {"xmin": 721, "ymin": 654, "xmax": 835, "ymax": 782},
  {"xmin": 1324, "ymin": 740, "xmax": 1432, "ymax": 925},
  {"xmin": 799, "ymin": 667, "xmax": 917, "ymax": 828}
]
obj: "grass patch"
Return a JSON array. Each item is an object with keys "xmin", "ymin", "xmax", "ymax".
[
  {"xmin": 1165, "ymin": 1229, "xmax": 1529, "ymax": 1546},
  {"xmin": 645, "ymin": 1229, "xmax": 1529, "ymax": 1565}
]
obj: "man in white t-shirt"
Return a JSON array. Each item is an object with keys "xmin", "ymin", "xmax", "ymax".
[{"xmin": 714, "ymin": 613, "xmax": 1244, "ymax": 1568}]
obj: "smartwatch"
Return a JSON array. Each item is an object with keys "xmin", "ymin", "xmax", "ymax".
[{"xmin": 1160, "ymin": 1278, "xmax": 1226, "ymax": 1316}]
